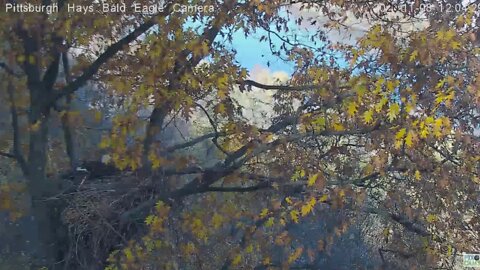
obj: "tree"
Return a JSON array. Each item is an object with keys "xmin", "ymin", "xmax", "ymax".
[{"xmin": 0, "ymin": 0, "xmax": 478, "ymax": 269}]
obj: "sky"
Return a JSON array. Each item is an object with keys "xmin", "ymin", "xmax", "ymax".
[
  {"xmin": 230, "ymin": 30, "xmax": 295, "ymax": 74},
  {"xmin": 227, "ymin": 4, "xmax": 362, "ymax": 77}
]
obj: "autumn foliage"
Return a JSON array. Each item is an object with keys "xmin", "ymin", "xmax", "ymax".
[{"xmin": 0, "ymin": 0, "xmax": 479, "ymax": 269}]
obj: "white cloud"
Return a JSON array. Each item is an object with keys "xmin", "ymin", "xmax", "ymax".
[
  {"xmin": 230, "ymin": 65, "xmax": 289, "ymax": 128},
  {"xmin": 286, "ymin": 3, "xmax": 429, "ymax": 45}
]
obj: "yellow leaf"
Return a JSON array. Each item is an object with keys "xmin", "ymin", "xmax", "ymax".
[
  {"xmin": 394, "ymin": 128, "xmax": 406, "ymax": 149},
  {"xmin": 436, "ymin": 30, "xmax": 445, "ymax": 41},
  {"xmin": 405, "ymin": 101, "xmax": 415, "ymax": 113},
  {"xmin": 450, "ymin": 41, "xmax": 461, "ymax": 50},
  {"xmin": 307, "ymin": 173, "xmax": 318, "ymax": 187},
  {"xmin": 288, "ymin": 247, "xmax": 304, "ymax": 264},
  {"xmin": 386, "ymin": 80, "xmax": 395, "ymax": 92},
  {"xmin": 447, "ymin": 245, "xmax": 453, "ymax": 256},
  {"xmin": 363, "ymin": 109, "xmax": 374, "ymax": 124},
  {"xmin": 383, "ymin": 227, "xmax": 390, "ymax": 238},
  {"xmin": 29, "ymin": 55, "xmax": 36, "ymax": 64},
  {"xmin": 124, "ymin": 248, "xmax": 134, "ymax": 262},
  {"xmin": 245, "ymin": 244, "xmax": 254, "ymax": 253},
  {"xmin": 240, "ymin": 68, "xmax": 248, "ymax": 78},
  {"xmin": 374, "ymin": 77, "xmax": 385, "ymax": 93},
  {"xmin": 216, "ymin": 103, "xmax": 226, "ymax": 114},
  {"xmin": 285, "ymin": 197, "xmax": 293, "ymax": 205},
  {"xmin": 16, "ymin": 54, "xmax": 25, "ymax": 63},
  {"xmin": 312, "ymin": 116, "xmax": 326, "ymax": 128},
  {"xmin": 99, "ymin": 137, "xmax": 110, "ymax": 149},
  {"xmin": 405, "ymin": 130, "xmax": 414, "ymax": 148},
  {"xmin": 290, "ymin": 210, "xmax": 299, "ymax": 223},
  {"xmin": 318, "ymin": 194, "xmax": 328, "ymax": 202},
  {"xmin": 145, "ymin": 215, "xmax": 155, "ymax": 225},
  {"xmin": 259, "ymin": 208, "xmax": 269, "ymax": 218},
  {"xmin": 444, "ymin": 29, "xmax": 455, "ymax": 40},
  {"xmin": 415, "ymin": 170, "xmax": 422, "ymax": 181},
  {"xmin": 420, "ymin": 129, "xmax": 429, "ymax": 138},
  {"xmin": 395, "ymin": 128, "xmax": 407, "ymax": 140},
  {"xmin": 456, "ymin": 15, "xmax": 465, "ymax": 27},
  {"xmin": 30, "ymin": 121, "xmax": 42, "ymax": 132},
  {"xmin": 301, "ymin": 204, "xmax": 311, "ymax": 217},
  {"xmin": 471, "ymin": 176, "xmax": 479, "ymax": 184},
  {"xmin": 426, "ymin": 214, "xmax": 437, "ymax": 223},
  {"xmin": 375, "ymin": 97, "xmax": 388, "ymax": 112},
  {"xmin": 301, "ymin": 197, "xmax": 316, "ymax": 217},
  {"xmin": 387, "ymin": 103, "xmax": 400, "ymax": 122},
  {"xmin": 211, "ymin": 213, "xmax": 224, "ymax": 229},
  {"xmin": 436, "ymin": 78, "xmax": 446, "ymax": 89},
  {"xmin": 265, "ymin": 217, "xmax": 274, "ymax": 227},
  {"xmin": 332, "ymin": 122, "xmax": 345, "ymax": 131},
  {"xmin": 217, "ymin": 88, "xmax": 228, "ymax": 100},
  {"xmin": 346, "ymin": 101, "xmax": 358, "ymax": 116},
  {"xmin": 232, "ymin": 254, "xmax": 242, "ymax": 266},
  {"xmin": 291, "ymin": 168, "xmax": 305, "ymax": 181},
  {"xmin": 409, "ymin": 50, "xmax": 418, "ymax": 62},
  {"xmin": 433, "ymin": 118, "xmax": 443, "ymax": 138},
  {"xmin": 355, "ymin": 81, "xmax": 367, "ymax": 97}
]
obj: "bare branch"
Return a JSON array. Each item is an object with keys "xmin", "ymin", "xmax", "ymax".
[
  {"xmin": 53, "ymin": 4, "xmax": 173, "ymax": 103},
  {"xmin": 389, "ymin": 212, "xmax": 430, "ymax": 237},
  {"xmin": 203, "ymin": 182, "xmax": 273, "ymax": 193},
  {"xmin": 379, "ymin": 248, "xmax": 415, "ymax": 259},
  {"xmin": 60, "ymin": 51, "xmax": 77, "ymax": 169},
  {"xmin": 42, "ymin": 52, "xmax": 61, "ymax": 90},
  {"xmin": 164, "ymin": 131, "xmax": 227, "ymax": 153},
  {"xmin": 143, "ymin": 14, "xmax": 224, "ymax": 164},
  {"xmin": 195, "ymin": 102, "xmax": 230, "ymax": 155},
  {"xmin": 0, "ymin": 62, "xmax": 21, "ymax": 77},
  {"xmin": 367, "ymin": 207, "xmax": 430, "ymax": 237},
  {"xmin": 239, "ymin": 79, "xmax": 350, "ymax": 92},
  {"xmin": 0, "ymin": 151, "xmax": 16, "ymax": 159}
]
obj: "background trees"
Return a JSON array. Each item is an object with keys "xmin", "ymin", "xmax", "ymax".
[{"xmin": 0, "ymin": 0, "xmax": 478, "ymax": 269}]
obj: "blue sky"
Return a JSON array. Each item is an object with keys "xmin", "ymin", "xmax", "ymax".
[
  {"xmin": 227, "ymin": 22, "xmax": 349, "ymax": 76},
  {"xmin": 226, "ymin": 8, "xmax": 305, "ymax": 75},
  {"xmin": 230, "ymin": 30, "xmax": 295, "ymax": 74}
]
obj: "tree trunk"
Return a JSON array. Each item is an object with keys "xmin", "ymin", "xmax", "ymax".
[
  {"xmin": 142, "ymin": 105, "xmax": 170, "ymax": 167},
  {"xmin": 26, "ymin": 85, "xmax": 66, "ymax": 269}
]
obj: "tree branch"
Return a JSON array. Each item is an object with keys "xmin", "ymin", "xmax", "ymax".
[
  {"xmin": 239, "ymin": 79, "xmax": 350, "ymax": 92},
  {"xmin": 164, "ymin": 131, "xmax": 227, "ymax": 153},
  {"xmin": 42, "ymin": 51, "xmax": 61, "ymax": 91},
  {"xmin": 0, "ymin": 62, "xmax": 21, "ymax": 77},
  {"xmin": 389, "ymin": 212, "xmax": 430, "ymax": 237},
  {"xmin": 53, "ymin": 4, "xmax": 173, "ymax": 103},
  {"xmin": 379, "ymin": 247, "xmax": 415, "ymax": 259},
  {"xmin": 368, "ymin": 207, "xmax": 430, "ymax": 237},
  {"xmin": 204, "ymin": 182, "xmax": 273, "ymax": 193},
  {"xmin": 60, "ymin": 51, "xmax": 77, "ymax": 169},
  {"xmin": 195, "ymin": 102, "xmax": 230, "ymax": 155},
  {"xmin": 0, "ymin": 151, "xmax": 16, "ymax": 159},
  {"xmin": 142, "ymin": 14, "xmax": 223, "ymax": 165},
  {"xmin": 121, "ymin": 123, "xmax": 381, "ymax": 223}
]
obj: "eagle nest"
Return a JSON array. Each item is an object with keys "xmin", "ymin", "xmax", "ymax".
[{"xmin": 60, "ymin": 165, "xmax": 157, "ymax": 269}]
